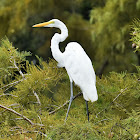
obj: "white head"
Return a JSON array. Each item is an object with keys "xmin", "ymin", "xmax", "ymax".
[
  {"xmin": 32, "ymin": 19, "xmax": 66, "ymax": 29},
  {"xmin": 33, "ymin": 19, "xmax": 68, "ymax": 42}
]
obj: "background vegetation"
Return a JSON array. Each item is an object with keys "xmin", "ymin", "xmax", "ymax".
[
  {"xmin": 0, "ymin": 0, "xmax": 140, "ymax": 139},
  {"xmin": 0, "ymin": 0, "xmax": 140, "ymax": 74}
]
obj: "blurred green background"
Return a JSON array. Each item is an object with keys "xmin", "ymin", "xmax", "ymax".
[{"xmin": 0, "ymin": 0, "xmax": 140, "ymax": 74}]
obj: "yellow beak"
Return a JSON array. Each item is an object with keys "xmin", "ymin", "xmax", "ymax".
[{"xmin": 32, "ymin": 21, "xmax": 54, "ymax": 27}]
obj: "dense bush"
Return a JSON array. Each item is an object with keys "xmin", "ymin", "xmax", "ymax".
[{"xmin": 0, "ymin": 37, "xmax": 139, "ymax": 139}]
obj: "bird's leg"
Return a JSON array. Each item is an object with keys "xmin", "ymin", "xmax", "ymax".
[
  {"xmin": 85, "ymin": 100, "xmax": 89, "ymax": 121},
  {"xmin": 65, "ymin": 81, "xmax": 73, "ymax": 121}
]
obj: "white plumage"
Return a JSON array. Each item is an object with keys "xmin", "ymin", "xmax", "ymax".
[
  {"xmin": 33, "ymin": 19, "xmax": 98, "ymax": 121},
  {"xmin": 64, "ymin": 42, "xmax": 98, "ymax": 102}
]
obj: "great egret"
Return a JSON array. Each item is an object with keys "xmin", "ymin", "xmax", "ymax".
[{"xmin": 33, "ymin": 19, "xmax": 98, "ymax": 121}]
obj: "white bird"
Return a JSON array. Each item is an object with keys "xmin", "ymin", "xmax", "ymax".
[{"xmin": 33, "ymin": 19, "xmax": 98, "ymax": 121}]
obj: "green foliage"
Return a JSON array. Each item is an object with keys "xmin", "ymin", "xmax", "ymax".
[
  {"xmin": 90, "ymin": 0, "xmax": 140, "ymax": 73},
  {"xmin": 0, "ymin": 38, "xmax": 64, "ymax": 138},
  {"xmin": 0, "ymin": 0, "xmax": 140, "ymax": 74},
  {"xmin": 0, "ymin": 38, "xmax": 139, "ymax": 139},
  {"xmin": 0, "ymin": 0, "xmax": 93, "ymax": 59},
  {"xmin": 0, "ymin": 37, "xmax": 31, "ymax": 85},
  {"xmin": 0, "ymin": 0, "xmax": 30, "ymax": 38},
  {"xmin": 130, "ymin": 19, "xmax": 140, "ymax": 52}
]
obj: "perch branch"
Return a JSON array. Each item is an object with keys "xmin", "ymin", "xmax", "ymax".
[
  {"xmin": 49, "ymin": 92, "xmax": 82, "ymax": 115},
  {"xmin": 96, "ymin": 88, "xmax": 128, "ymax": 118}
]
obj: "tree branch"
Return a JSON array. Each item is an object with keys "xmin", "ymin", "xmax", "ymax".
[
  {"xmin": 49, "ymin": 92, "xmax": 82, "ymax": 115},
  {"xmin": 0, "ymin": 104, "xmax": 34, "ymax": 125},
  {"xmin": 0, "ymin": 104, "xmax": 44, "ymax": 126}
]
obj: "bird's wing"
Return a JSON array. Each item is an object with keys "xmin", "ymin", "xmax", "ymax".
[
  {"xmin": 64, "ymin": 42, "xmax": 96, "ymax": 85},
  {"xmin": 63, "ymin": 42, "xmax": 98, "ymax": 102},
  {"xmin": 57, "ymin": 63, "xmax": 65, "ymax": 68}
]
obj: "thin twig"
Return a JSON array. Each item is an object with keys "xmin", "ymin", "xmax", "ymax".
[
  {"xmin": 110, "ymin": 123, "xmax": 133, "ymax": 136},
  {"xmin": 0, "ymin": 104, "xmax": 44, "ymax": 126},
  {"xmin": 34, "ymin": 131, "xmax": 48, "ymax": 137},
  {"xmin": 49, "ymin": 101, "xmax": 69, "ymax": 115},
  {"xmin": 96, "ymin": 88, "xmax": 128, "ymax": 118},
  {"xmin": 8, "ymin": 103, "xmax": 20, "ymax": 107},
  {"xmin": 2, "ymin": 79, "xmax": 24, "ymax": 93},
  {"xmin": 49, "ymin": 92, "xmax": 82, "ymax": 115},
  {"xmin": 114, "ymin": 102, "xmax": 128, "ymax": 113},
  {"xmin": 38, "ymin": 115, "xmax": 42, "ymax": 125},
  {"xmin": 10, "ymin": 130, "xmax": 47, "ymax": 137},
  {"xmin": 94, "ymin": 118, "xmax": 112, "ymax": 125},
  {"xmin": 116, "ymin": 123, "xmax": 133, "ymax": 136},
  {"xmin": 0, "ymin": 94, "xmax": 18, "ymax": 98},
  {"xmin": 33, "ymin": 90, "xmax": 41, "ymax": 105},
  {"xmin": 0, "ymin": 104, "xmax": 34, "ymax": 125},
  {"xmin": 13, "ymin": 59, "xmax": 25, "ymax": 79},
  {"xmin": 10, "ymin": 118, "xmax": 24, "ymax": 121},
  {"xmin": 1, "ymin": 59, "xmax": 25, "ymax": 92},
  {"xmin": 0, "ymin": 104, "xmax": 20, "ymax": 115},
  {"xmin": 0, "ymin": 79, "xmax": 23, "ymax": 90}
]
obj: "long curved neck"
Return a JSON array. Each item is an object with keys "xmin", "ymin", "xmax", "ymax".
[{"xmin": 51, "ymin": 22, "xmax": 68, "ymax": 65}]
